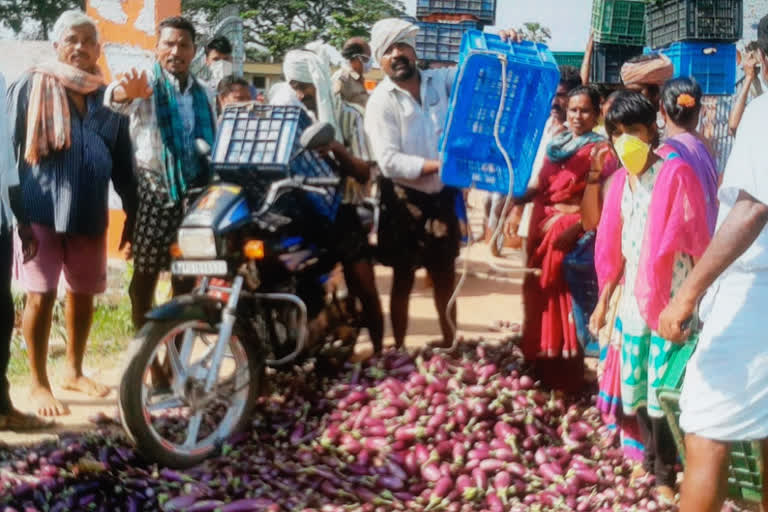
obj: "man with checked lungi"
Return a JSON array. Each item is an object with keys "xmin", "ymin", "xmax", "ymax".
[{"xmin": 104, "ymin": 16, "xmax": 217, "ymax": 331}]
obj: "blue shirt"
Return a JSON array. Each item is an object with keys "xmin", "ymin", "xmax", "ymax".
[{"xmin": 7, "ymin": 73, "xmax": 137, "ymax": 236}]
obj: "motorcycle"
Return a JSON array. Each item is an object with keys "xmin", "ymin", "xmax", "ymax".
[{"xmin": 118, "ymin": 105, "xmax": 369, "ymax": 468}]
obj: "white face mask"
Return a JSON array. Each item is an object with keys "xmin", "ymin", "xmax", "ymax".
[{"xmin": 209, "ymin": 59, "xmax": 234, "ymax": 83}]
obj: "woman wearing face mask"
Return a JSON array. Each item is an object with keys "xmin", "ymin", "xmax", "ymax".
[
  {"xmin": 517, "ymin": 86, "xmax": 605, "ymax": 392},
  {"xmin": 590, "ymin": 91, "xmax": 713, "ymax": 502}
]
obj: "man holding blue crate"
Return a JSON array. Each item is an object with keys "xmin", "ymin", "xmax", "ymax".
[{"xmin": 364, "ymin": 18, "xmax": 519, "ymax": 349}]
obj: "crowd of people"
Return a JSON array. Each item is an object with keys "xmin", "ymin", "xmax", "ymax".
[{"xmin": 1, "ymin": 9, "xmax": 768, "ymax": 512}]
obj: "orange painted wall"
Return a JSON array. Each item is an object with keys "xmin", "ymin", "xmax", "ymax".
[{"xmin": 86, "ymin": 0, "xmax": 180, "ymax": 257}]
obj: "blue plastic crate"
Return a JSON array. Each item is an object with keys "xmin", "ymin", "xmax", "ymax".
[
  {"xmin": 439, "ymin": 31, "xmax": 560, "ymax": 196},
  {"xmin": 644, "ymin": 42, "xmax": 736, "ymax": 96},
  {"xmin": 212, "ymin": 105, "xmax": 340, "ymax": 220},
  {"xmin": 416, "ymin": 20, "xmax": 480, "ymax": 63},
  {"xmin": 416, "ymin": 0, "xmax": 496, "ymax": 24}
]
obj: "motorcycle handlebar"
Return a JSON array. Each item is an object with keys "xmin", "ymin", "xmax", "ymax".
[
  {"xmin": 255, "ymin": 175, "xmax": 341, "ymax": 216},
  {"xmin": 302, "ymin": 176, "xmax": 341, "ymax": 188}
]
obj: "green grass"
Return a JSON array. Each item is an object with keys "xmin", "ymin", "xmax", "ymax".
[{"xmin": 8, "ymin": 264, "xmax": 136, "ymax": 383}]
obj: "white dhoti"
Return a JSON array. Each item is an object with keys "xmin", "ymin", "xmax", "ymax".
[
  {"xmin": 680, "ymin": 270, "xmax": 768, "ymax": 441},
  {"xmin": 679, "ymin": 94, "xmax": 768, "ymax": 442}
]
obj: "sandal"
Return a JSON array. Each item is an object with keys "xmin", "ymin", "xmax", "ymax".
[{"xmin": 0, "ymin": 409, "xmax": 54, "ymax": 432}]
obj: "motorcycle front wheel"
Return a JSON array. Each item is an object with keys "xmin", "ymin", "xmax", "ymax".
[{"xmin": 119, "ymin": 318, "xmax": 263, "ymax": 468}]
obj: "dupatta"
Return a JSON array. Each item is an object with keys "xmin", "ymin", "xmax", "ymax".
[{"xmin": 594, "ymin": 147, "xmax": 713, "ymax": 330}]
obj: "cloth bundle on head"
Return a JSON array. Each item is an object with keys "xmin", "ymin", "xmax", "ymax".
[
  {"xmin": 24, "ymin": 61, "xmax": 104, "ymax": 165},
  {"xmin": 620, "ymin": 54, "xmax": 674, "ymax": 86},
  {"xmin": 370, "ymin": 18, "xmax": 419, "ymax": 65},
  {"xmin": 283, "ymin": 42, "xmax": 343, "ymax": 142}
]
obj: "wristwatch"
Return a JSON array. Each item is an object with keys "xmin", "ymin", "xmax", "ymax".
[{"xmin": 586, "ymin": 171, "xmax": 601, "ymax": 185}]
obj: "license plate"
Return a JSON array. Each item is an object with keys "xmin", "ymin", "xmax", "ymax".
[{"xmin": 171, "ymin": 260, "xmax": 228, "ymax": 276}]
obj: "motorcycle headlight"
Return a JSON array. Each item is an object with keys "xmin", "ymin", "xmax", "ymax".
[{"xmin": 177, "ymin": 228, "xmax": 217, "ymax": 259}]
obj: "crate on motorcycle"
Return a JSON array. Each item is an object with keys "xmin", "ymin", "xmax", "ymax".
[{"xmin": 212, "ymin": 105, "xmax": 341, "ymax": 220}]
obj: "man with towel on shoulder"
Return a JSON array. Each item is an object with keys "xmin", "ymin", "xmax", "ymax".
[{"xmin": 103, "ymin": 16, "xmax": 217, "ymax": 333}]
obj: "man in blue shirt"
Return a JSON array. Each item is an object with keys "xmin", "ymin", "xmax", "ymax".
[{"xmin": 7, "ymin": 10, "xmax": 137, "ymax": 417}]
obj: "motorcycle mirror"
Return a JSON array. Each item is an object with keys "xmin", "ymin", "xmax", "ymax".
[
  {"xmin": 300, "ymin": 122, "xmax": 335, "ymax": 151},
  {"xmin": 195, "ymin": 138, "xmax": 212, "ymax": 158}
]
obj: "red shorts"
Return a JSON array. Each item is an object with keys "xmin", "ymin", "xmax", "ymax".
[{"xmin": 15, "ymin": 223, "xmax": 107, "ymax": 295}]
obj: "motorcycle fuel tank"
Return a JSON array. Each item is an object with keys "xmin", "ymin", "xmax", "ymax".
[{"xmin": 182, "ymin": 184, "xmax": 250, "ymax": 232}]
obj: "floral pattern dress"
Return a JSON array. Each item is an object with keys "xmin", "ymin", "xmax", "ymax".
[{"xmin": 617, "ymin": 160, "xmax": 694, "ymax": 418}]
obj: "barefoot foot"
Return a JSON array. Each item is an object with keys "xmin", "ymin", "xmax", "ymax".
[
  {"xmin": 656, "ymin": 485, "xmax": 677, "ymax": 505},
  {"xmin": 0, "ymin": 408, "xmax": 53, "ymax": 431},
  {"xmin": 61, "ymin": 375, "xmax": 111, "ymax": 398},
  {"xmin": 630, "ymin": 464, "xmax": 650, "ymax": 483},
  {"xmin": 30, "ymin": 387, "xmax": 70, "ymax": 417}
]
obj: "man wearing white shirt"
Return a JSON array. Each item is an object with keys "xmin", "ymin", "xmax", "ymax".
[
  {"xmin": 658, "ymin": 70, "xmax": 768, "ymax": 511},
  {"xmin": 364, "ymin": 18, "xmax": 518, "ymax": 348}
]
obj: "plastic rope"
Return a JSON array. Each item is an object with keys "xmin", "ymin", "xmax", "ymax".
[{"xmin": 436, "ymin": 54, "xmax": 514, "ymax": 353}]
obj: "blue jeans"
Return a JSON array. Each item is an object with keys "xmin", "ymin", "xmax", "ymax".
[{"xmin": 563, "ymin": 232, "xmax": 599, "ymax": 352}]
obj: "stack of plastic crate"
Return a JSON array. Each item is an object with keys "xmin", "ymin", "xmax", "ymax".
[
  {"xmin": 552, "ymin": 51, "xmax": 586, "ymax": 69},
  {"xmin": 413, "ymin": 0, "xmax": 497, "ymax": 65},
  {"xmin": 590, "ymin": 0, "xmax": 646, "ymax": 83},
  {"xmin": 644, "ymin": 0, "xmax": 742, "ymax": 95}
]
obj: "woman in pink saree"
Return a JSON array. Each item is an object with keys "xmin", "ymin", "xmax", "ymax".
[{"xmin": 590, "ymin": 91, "xmax": 714, "ymax": 501}]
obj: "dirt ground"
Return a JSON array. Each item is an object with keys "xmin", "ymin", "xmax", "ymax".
[{"xmin": 3, "ymin": 193, "xmax": 528, "ymax": 446}]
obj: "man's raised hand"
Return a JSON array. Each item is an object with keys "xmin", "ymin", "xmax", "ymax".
[{"xmin": 113, "ymin": 68, "xmax": 153, "ymax": 103}]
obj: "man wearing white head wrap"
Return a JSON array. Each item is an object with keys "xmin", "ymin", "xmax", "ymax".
[
  {"xmin": 365, "ymin": 18, "xmax": 521, "ymax": 349},
  {"xmin": 369, "ymin": 18, "xmax": 419, "ymax": 68},
  {"xmin": 279, "ymin": 42, "xmax": 384, "ymax": 353},
  {"xmin": 283, "ymin": 46, "xmax": 343, "ymax": 143}
]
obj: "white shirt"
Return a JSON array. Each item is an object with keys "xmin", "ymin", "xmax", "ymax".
[
  {"xmin": 712, "ymin": 92, "xmax": 768, "ymax": 275},
  {"xmin": 364, "ymin": 67, "xmax": 456, "ymax": 194},
  {"xmin": 0, "ymin": 73, "xmax": 19, "ymax": 230},
  {"xmin": 679, "ymin": 94, "xmax": 768, "ymax": 441},
  {"xmin": 528, "ymin": 116, "xmax": 564, "ymax": 189},
  {"xmin": 104, "ymin": 68, "xmax": 216, "ymax": 173},
  {"xmin": 517, "ymin": 116, "xmax": 564, "ymax": 238}
]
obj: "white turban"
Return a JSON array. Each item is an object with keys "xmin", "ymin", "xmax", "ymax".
[
  {"xmin": 268, "ymin": 82, "xmax": 304, "ymax": 109},
  {"xmin": 370, "ymin": 18, "xmax": 419, "ymax": 66},
  {"xmin": 283, "ymin": 43, "xmax": 343, "ymax": 143}
]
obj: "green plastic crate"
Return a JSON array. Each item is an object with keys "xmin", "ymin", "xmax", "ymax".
[
  {"xmin": 553, "ymin": 51, "xmax": 585, "ymax": 68},
  {"xmin": 657, "ymin": 339, "xmax": 763, "ymax": 503},
  {"xmin": 591, "ymin": 0, "xmax": 647, "ymax": 45}
]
